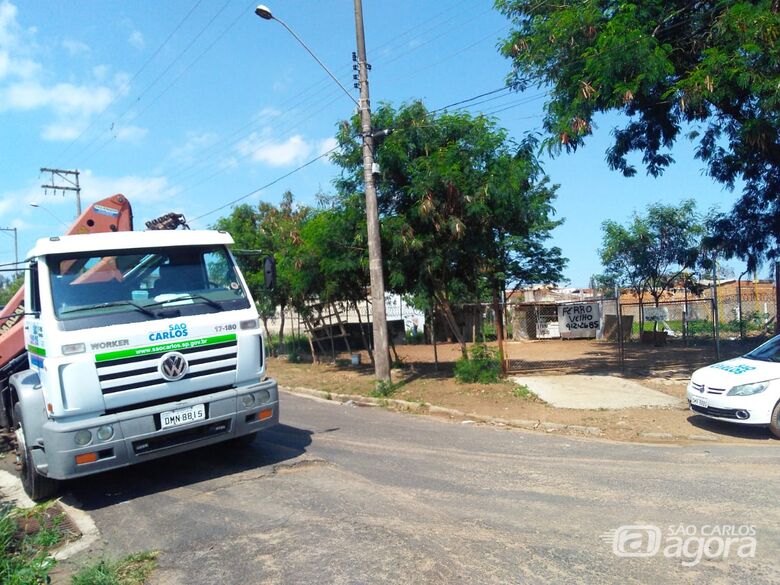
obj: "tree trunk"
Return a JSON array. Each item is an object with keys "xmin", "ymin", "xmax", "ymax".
[
  {"xmin": 353, "ymin": 301, "xmax": 374, "ymax": 365},
  {"xmin": 261, "ymin": 316, "xmax": 272, "ymax": 357},
  {"xmin": 435, "ymin": 292, "xmax": 467, "ymax": 357},
  {"xmin": 492, "ymin": 285, "xmax": 506, "ymax": 375},
  {"xmin": 277, "ymin": 304, "xmax": 286, "ymax": 355}
]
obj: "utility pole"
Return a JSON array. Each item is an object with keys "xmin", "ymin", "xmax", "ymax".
[
  {"xmin": 40, "ymin": 167, "xmax": 81, "ymax": 217},
  {"xmin": 0, "ymin": 227, "xmax": 18, "ymax": 277},
  {"xmin": 353, "ymin": 0, "xmax": 390, "ymax": 383}
]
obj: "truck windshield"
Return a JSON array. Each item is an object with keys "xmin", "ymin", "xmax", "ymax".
[
  {"xmin": 744, "ymin": 335, "xmax": 780, "ymax": 363},
  {"xmin": 47, "ymin": 245, "xmax": 250, "ymax": 327}
]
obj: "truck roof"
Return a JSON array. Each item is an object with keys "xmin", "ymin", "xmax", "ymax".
[{"xmin": 27, "ymin": 229, "xmax": 235, "ymax": 258}]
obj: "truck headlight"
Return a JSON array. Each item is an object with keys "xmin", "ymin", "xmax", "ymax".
[
  {"xmin": 74, "ymin": 430, "xmax": 92, "ymax": 446},
  {"xmin": 242, "ymin": 394, "xmax": 256, "ymax": 408},
  {"xmin": 256, "ymin": 389, "xmax": 271, "ymax": 404},
  {"xmin": 96, "ymin": 425, "xmax": 114, "ymax": 441},
  {"xmin": 727, "ymin": 381, "xmax": 770, "ymax": 396}
]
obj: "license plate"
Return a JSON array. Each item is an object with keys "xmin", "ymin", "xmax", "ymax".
[
  {"xmin": 160, "ymin": 404, "xmax": 206, "ymax": 429},
  {"xmin": 690, "ymin": 396, "xmax": 708, "ymax": 409}
]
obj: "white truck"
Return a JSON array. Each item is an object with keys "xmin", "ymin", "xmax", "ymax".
[{"xmin": 9, "ymin": 228, "xmax": 278, "ymax": 500}]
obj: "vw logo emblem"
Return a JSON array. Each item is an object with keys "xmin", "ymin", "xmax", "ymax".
[{"xmin": 159, "ymin": 352, "xmax": 188, "ymax": 381}]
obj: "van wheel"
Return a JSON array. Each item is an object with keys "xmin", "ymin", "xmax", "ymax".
[
  {"xmin": 770, "ymin": 402, "xmax": 780, "ymax": 440},
  {"xmin": 14, "ymin": 403, "xmax": 59, "ymax": 501}
]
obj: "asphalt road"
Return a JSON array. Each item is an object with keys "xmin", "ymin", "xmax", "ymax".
[{"xmin": 51, "ymin": 392, "xmax": 780, "ymax": 584}]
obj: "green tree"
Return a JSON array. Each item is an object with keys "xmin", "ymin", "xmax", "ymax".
[
  {"xmin": 213, "ymin": 192, "xmax": 312, "ymax": 352},
  {"xmin": 599, "ymin": 200, "xmax": 707, "ymax": 325},
  {"xmin": 0, "ymin": 274, "xmax": 23, "ymax": 306},
  {"xmin": 495, "ymin": 0, "xmax": 780, "ymax": 271},
  {"xmin": 333, "ymin": 101, "xmax": 565, "ymax": 357}
]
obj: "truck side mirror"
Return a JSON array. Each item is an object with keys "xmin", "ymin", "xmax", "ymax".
[{"xmin": 263, "ymin": 256, "xmax": 276, "ymax": 290}]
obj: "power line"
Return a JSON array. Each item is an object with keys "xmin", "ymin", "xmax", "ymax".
[
  {"xmin": 72, "ymin": 0, "xmax": 234, "ymax": 163},
  {"xmin": 58, "ymin": 0, "xmax": 205, "ymax": 164},
  {"xmin": 189, "ymin": 145, "xmax": 339, "ymax": 225}
]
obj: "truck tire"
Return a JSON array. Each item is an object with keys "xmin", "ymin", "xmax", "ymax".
[
  {"xmin": 770, "ymin": 401, "xmax": 780, "ymax": 440},
  {"xmin": 14, "ymin": 403, "xmax": 59, "ymax": 501}
]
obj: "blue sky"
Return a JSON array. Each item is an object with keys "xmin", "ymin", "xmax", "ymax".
[{"xmin": 0, "ymin": 0, "xmax": 746, "ymax": 286}]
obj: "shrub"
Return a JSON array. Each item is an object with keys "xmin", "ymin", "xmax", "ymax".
[
  {"xmin": 405, "ymin": 330, "xmax": 424, "ymax": 344},
  {"xmin": 370, "ymin": 379, "xmax": 399, "ymax": 398},
  {"xmin": 454, "ymin": 344, "xmax": 502, "ymax": 384}
]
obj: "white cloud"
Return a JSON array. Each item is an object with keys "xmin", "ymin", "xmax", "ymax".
[
  {"xmin": 169, "ymin": 131, "xmax": 218, "ymax": 162},
  {"xmin": 0, "ymin": 1, "xmax": 20, "ymax": 47},
  {"xmin": 113, "ymin": 124, "xmax": 147, "ymax": 142},
  {"xmin": 41, "ymin": 122, "xmax": 82, "ymax": 141},
  {"xmin": 128, "ymin": 30, "xmax": 144, "ymax": 49},
  {"xmin": 79, "ymin": 170, "xmax": 180, "ymax": 205},
  {"xmin": 0, "ymin": 2, "xmax": 130, "ymax": 140},
  {"xmin": 62, "ymin": 38, "xmax": 89, "ymax": 56},
  {"xmin": 318, "ymin": 137, "xmax": 338, "ymax": 156},
  {"xmin": 238, "ymin": 133, "xmax": 313, "ymax": 167},
  {"xmin": 1, "ymin": 80, "xmax": 112, "ymax": 115}
]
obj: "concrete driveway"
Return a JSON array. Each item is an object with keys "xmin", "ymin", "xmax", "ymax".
[{"xmin": 8, "ymin": 392, "xmax": 780, "ymax": 584}]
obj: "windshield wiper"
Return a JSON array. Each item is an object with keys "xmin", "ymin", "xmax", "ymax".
[
  {"xmin": 60, "ymin": 300, "xmax": 156, "ymax": 317},
  {"xmin": 146, "ymin": 293, "xmax": 222, "ymax": 310}
]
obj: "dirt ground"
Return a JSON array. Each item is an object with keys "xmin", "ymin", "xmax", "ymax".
[{"xmin": 268, "ymin": 337, "xmax": 779, "ymax": 445}]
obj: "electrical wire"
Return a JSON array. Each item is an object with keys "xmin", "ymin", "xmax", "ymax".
[
  {"xmin": 57, "ymin": 0, "xmax": 206, "ymax": 164},
  {"xmin": 188, "ymin": 145, "xmax": 339, "ymax": 225},
  {"xmin": 72, "ymin": 0, "xmax": 235, "ymax": 163}
]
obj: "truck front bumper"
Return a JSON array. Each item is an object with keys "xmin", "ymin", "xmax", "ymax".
[{"xmin": 37, "ymin": 378, "xmax": 279, "ymax": 480}]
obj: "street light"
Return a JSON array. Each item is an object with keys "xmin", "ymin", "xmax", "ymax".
[{"xmin": 255, "ymin": 3, "xmax": 391, "ymax": 383}]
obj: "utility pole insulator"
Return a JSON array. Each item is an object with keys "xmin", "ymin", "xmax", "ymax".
[{"xmin": 39, "ymin": 167, "xmax": 82, "ymax": 217}]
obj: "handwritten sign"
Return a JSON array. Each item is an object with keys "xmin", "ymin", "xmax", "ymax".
[
  {"xmin": 643, "ymin": 307, "xmax": 669, "ymax": 322},
  {"xmin": 558, "ymin": 303, "xmax": 601, "ymax": 339}
]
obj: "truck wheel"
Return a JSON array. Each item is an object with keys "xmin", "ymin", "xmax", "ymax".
[
  {"xmin": 770, "ymin": 402, "xmax": 780, "ymax": 440},
  {"xmin": 13, "ymin": 403, "xmax": 59, "ymax": 501}
]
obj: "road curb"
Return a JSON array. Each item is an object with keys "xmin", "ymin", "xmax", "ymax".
[
  {"xmin": 281, "ymin": 387, "xmax": 728, "ymax": 443},
  {"xmin": 0, "ymin": 470, "xmax": 101, "ymax": 562},
  {"xmin": 280, "ymin": 386, "xmax": 604, "ymax": 437}
]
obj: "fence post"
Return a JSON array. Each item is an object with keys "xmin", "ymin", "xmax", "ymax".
[
  {"xmin": 615, "ymin": 285, "xmax": 624, "ymax": 370},
  {"xmin": 712, "ymin": 256, "xmax": 721, "ymax": 360}
]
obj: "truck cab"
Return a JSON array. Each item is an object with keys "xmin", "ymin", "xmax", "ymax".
[{"xmin": 11, "ymin": 229, "xmax": 278, "ymax": 500}]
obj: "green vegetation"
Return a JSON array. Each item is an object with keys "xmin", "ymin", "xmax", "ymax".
[
  {"xmin": 454, "ymin": 344, "xmax": 502, "ymax": 384},
  {"xmin": 335, "ymin": 102, "xmax": 565, "ymax": 357},
  {"xmin": 496, "ymin": 0, "xmax": 780, "ymax": 272},
  {"xmin": 512, "ymin": 384, "xmax": 535, "ymax": 399},
  {"xmin": 598, "ymin": 200, "xmax": 707, "ymax": 309},
  {"xmin": 215, "ymin": 100, "xmax": 567, "ymax": 368},
  {"xmin": 370, "ymin": 379, "xmax": 400, "ymax": 398},
  {"xmin": 0, "ymin": 275, "xmax": 23, "ymax": 307},
  {"xmin": 404, "ymin": 330, "xmax": 424, "ymax": 344},
  {"xmin": 71, "ymin": 552, "xmax": 158, "ymax": 585},
  {"xmin": 1, "ymin": 502, "xmax": 65, "ymax": 584},
  {"xmin": 267, "ymin": 333, "xmax": 309, "ymax": 359},
  {"xmin": 1, "ymin": 502, "xmax": 157, "ymax": 585}
]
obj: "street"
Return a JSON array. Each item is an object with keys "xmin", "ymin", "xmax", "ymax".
[{"xmin": 53, "ymin": 392, "xmax": 780, "ymax": 584}]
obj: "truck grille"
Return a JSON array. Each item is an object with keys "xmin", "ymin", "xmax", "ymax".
[
  {"xmin": 132, "ymin": 419, "xmax": 232, "ymax": 455},
  {"xmin": 96, "ymin": 339, "xmax": 237, "ymax": 394}
]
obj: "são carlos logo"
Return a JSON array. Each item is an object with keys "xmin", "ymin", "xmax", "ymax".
[
  {"xmin": 159, "ymin": 352, "xmax": 188, "ymax": 381},
  {"xmin": 148, "ymin": 322, "xmax": 188, "ymax": 342}
]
